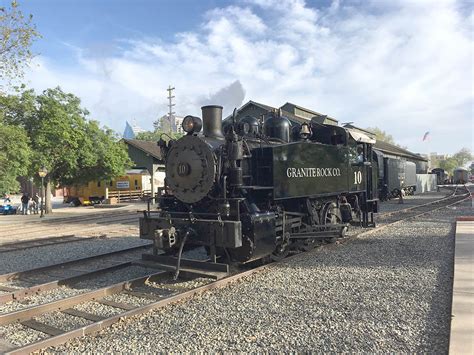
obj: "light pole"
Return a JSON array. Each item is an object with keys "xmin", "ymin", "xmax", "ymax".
[{"xmin": 38, "ymin": 167, "xmax": 47, "ymax": 218}]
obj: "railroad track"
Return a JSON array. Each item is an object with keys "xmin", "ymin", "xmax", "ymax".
[
  {"xmin": 376, "ymin": 184, "xmax": 470, "ymax": 221},
  {"xmin": 0, "ymin": 191, "xmax": 471, "ymax": 354},
  {"xmin": 0, "ymin": 235, "xmax": 98, "ymax": 254},
  {"xmin": 0, "ymin": 244, "xmax": 152, "ymax": 303}
]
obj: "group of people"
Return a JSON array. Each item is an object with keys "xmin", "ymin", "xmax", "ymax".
[{"xmin": 20, "ymin": 193, "xmax": 41, "ymax": 215}]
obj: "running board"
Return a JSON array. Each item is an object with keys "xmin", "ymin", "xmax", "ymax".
[{"xmin": 289, "ymin": 224, "xmax": 348, "ymax": 239}]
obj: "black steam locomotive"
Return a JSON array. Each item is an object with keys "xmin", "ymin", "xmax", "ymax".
[{"xmin": 139, "ymin": 105, "xmax": 378, "ymax": 264}]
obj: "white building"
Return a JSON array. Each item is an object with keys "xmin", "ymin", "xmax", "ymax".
[{"xmin": 155, "ymin": 114, "xmax": 184, "ymax": 134}]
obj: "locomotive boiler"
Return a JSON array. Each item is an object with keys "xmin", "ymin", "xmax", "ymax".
[{"xmin": 139, "ymin": 105, "xmax": 378, "ymax": 264}]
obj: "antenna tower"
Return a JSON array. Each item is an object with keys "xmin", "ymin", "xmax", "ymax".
[{"xmin": 167, "ymin": 85, "xmax": 175, "ymax": 134}]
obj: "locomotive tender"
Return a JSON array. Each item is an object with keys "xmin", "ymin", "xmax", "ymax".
[
  {"xmin": 139, "ymin": 105, "xmax": 378, "ymax": 264},
  {"xmin": 373, "ymin": 152, "xmax": 417, "ymax": 199},
  {"xmin": 453, "ymin": 168, "xmax": 469, "ymax": 184}
]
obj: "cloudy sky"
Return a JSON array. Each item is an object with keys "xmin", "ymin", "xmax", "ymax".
[{"xmin": 16, "ymin": 0, "xmax": 474, "ymax": 154}]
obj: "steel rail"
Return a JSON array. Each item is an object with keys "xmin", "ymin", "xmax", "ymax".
[
  {"xmin": 2, "ymin": 193, "xmax": 471, "ymax": 354},
  {"xmin": 0, "ymin": 244, "xmax": 151, "ymax": 283},
  {"xmin": 358, "ymin": 192, "xmax": 470, "ymax": 239},
  {"xmin": 0, "ymin": 270, "xmax": 170, "ymax": 326},
  {"xmin": 3, "ymin": 266, "xmax": 267, "ymax": 355},
  {"xmin": 0, "ymin": 261, "xmax": 133, "ymax": 304},
  {"xmin": 0, "ymin": 235, "xmax": 96, "ymax": 253},
  {"xmin": 377, "ymin": 185, "xmax": 469, "ymax": 219}
]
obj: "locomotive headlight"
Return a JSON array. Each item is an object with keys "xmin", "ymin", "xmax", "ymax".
[{"xmin": 182, "ymin": 115, "xmax": 202, "ymax": 134}]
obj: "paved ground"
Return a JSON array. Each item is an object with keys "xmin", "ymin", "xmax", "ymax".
[
  {"xmin": 450, "ymin": 217, "xmax": 474, "ymax": 355},
  {"xmin": 0, "ymin": 198, "xmax": 150, "ymax": 244}
]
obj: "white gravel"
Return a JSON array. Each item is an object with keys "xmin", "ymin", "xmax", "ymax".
[
  {"xmin": 35, "ymin": 311, "xmax": 92, "ymax": 332},
  {"xmin": 0, "ymin": 266, "xmax": 159, "ymax": 314},
  {"xmin": 72, "ymin": 301, "xmax": 122, "ymax": 318},
  {"xmin": 0, "ymin": 236, "xmax": 149, "ymax": 274},
  {"xmin": 0, "ymin": 286, "xmax": 84, "ymax": 314},
  {"xmin": 0, "ymin": 323, "xmax": 48, "ymax": 347},
  {"xmin": 43, "ymin": 198, "xmax": 471, "ymax": 353}
]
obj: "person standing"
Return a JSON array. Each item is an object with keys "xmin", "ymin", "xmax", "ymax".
[
  {"xmin": 32, "ymin": 193, "xmax": 40, "ymax": 214},
  {"xmin": 21, "ymin": 193, "xmax": 29, "ymax": 215}
]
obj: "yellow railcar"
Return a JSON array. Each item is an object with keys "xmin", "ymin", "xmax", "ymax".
[{"xmin": 64, "ymin": 169, "xmax": 151, "ymax": 205}]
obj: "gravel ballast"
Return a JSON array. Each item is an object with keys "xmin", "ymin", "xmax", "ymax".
[
  {"xmin": 42, "ymin": 199, "xmax": 472, "ymax": 353},
  {"xmin": 0, "ymin": 236, "xmax": 149, "ymax": 274}
]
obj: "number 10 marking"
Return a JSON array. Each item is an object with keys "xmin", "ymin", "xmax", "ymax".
[{"xmin": 354, "ymin": 171, "xmax": 362, "ymax": 184}]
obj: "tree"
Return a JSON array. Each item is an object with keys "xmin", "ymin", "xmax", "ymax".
[
  {"xmin": 72, "ymin": 121, "xmax": 132, "ymax": 185},
  {"xmin": 451, "ymin": 148, "xmax": 472, "ymax": 167},
  {"xmin": 436, "ymin": 148, "xmax": 472, "ymax": 174},
  {"xmin": 0, "ymin": 1, "xmax": 41, "ymax": 91},
  {"xmin": 135, "ymin": 130, "xmax": 182, "ymax": 142},
  {"xmin": 0, "ymin": 88, "xmax": 34, "ymax": 194},
  {"xmin": 28, "ymin": 87, "xmax": 132, "ymax": 213},
  {"xmin": 439, "ymin": 158, "xmax": 457, "ymax": 174},
  {"xmin": 365, "ymin": 127, "xmax": 409, "ymax": 149},
  {"xmin": 365, "ymin": 127, "xmax": 396, "ymax": 145},
  {"xmin": 0, "ymin": 123, "xmax": 31, "ymax": 194},
  {"xmin": 0, "ymin": 87, "xmax": 132, "ymax": 213}
]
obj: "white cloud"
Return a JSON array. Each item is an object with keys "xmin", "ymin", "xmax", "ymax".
[{"xmin": 23, "ymin": 0, "xmax": 472, "ymax": 153}]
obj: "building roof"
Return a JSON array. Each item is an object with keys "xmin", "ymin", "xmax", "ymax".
[
  {"xmin": 342, "ymin": 124, "xmax": 376, "ymax": 138},
  {"xmin": 223, "ymin": 100, "xmax": 277, "ymax": 121},
  {"xmin": 126, "ymin": 168, "xmax": 149, "ymax": 174},
  {"xmin": 227, "ymin": 100, "xmax": 339, "ymax": 126},
  {"xmin": 281, "ymin": 102, "xmax": 338, "ymax": 124},
  {"xmin": 245, "ymin": 100, "xmax": 276, "ymax": 112},
  {"xmin": 374, "ymin": 140, "xmax": 427, "ymax": 162},
  {"xmin": 123, "ymin": 139, "xmax": 162, "ymax": 160}
]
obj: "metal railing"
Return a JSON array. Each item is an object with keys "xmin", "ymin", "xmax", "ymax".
[{"xmin": 107, "ymin": 189, "xmax": 151, "ymax": 203}]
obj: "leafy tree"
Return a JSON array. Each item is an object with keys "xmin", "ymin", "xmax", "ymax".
[
  {"xmin": 365, "ymin": 127, "xmax": 396, "ymax": 145},
  {"xmin": 0, "ymin": 89, "xmax": 36, "ymax": 127},
  {"xmin": 72, "ymin": 121, "xmax": 132, "ymax": 185},
  {"xmin": 0, "ymin": 87, "xmax": 132, "ymax": 213},
  {"xmin": 451, "ymin": 147, "xmax": 472, "ymax": 167},
  {"xmin": 0, "ymin": 1, "xmax": 41, "ymax": 91},
  {"xmin": 0, "ymin": 123, "xmax": 31, "ymax": 194},
  {"xmin": 135, "ymin": 130, "xmax": 182, "ymax": 142},
  {"xmin": 28, "ymin": 87, "xmax": 131, "ymax": 212},
  {"xmin": 439, "ymin": 158, "xmax": 458, "ymax": 174},
  {"xmin": 365, "ymin": 127, "xmax": 409, "ymax": 149},
  {"xmin": 436, "ymin": 148, "xmax": 472, "ymax": 174}
]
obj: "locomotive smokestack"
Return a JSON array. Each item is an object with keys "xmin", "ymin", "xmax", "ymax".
[{"xmin": 201, "ymin": 105, "xmax": 224, "ymax": 139}]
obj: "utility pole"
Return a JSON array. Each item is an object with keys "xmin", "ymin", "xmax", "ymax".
[{"xmin": 167, "ymin": 85, "xmax": 175, "ymax": 134}]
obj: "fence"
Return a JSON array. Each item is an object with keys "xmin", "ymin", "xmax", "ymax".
[{"xmin": 107, "ymin": 189, "xmax": 151, "ymax": 203}]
